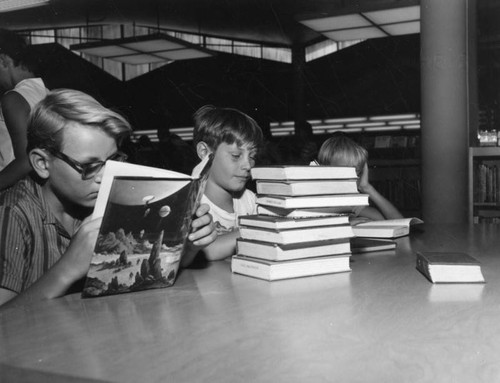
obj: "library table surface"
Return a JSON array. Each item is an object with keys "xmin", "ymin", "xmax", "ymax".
[{"xmin": 1, "ymin": 223, "xmax": 500, "ymax": 383}]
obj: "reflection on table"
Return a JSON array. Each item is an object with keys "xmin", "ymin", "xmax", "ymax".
[{"xmin": 1, "ymin": 223, "xmax": 500, "ymax": 382}]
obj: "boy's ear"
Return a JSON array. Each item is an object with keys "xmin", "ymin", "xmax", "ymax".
[
  {"xmin": 196, "ymin": 141, "xmax": 212, "ymax": 160},
  {"xmin": 29, "ymin": 149, "xmax": 51, "ymax": 179}
]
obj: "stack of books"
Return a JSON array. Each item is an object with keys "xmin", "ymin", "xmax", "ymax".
[{"xmin": 231, "ymin": 165, "xmax": 370, "ymax": 281}]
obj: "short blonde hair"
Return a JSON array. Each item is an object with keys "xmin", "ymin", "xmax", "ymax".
[
  {"xmin": 317, "ymin": 133, "xmax": 368, "ymax": 176},
  {"xmin": 27, "ymin": 89, "xmax": 132, "ymax": 153}
]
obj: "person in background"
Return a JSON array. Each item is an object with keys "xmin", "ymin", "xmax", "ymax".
[
  {"xmin": 134, "ymin": 134, "xmax": 163, "ymax": 168},
  {"xmin": 0, "ymin": 28, "xmax": 48, "ymax": 190},
  {"xmin": 316, "ymin": 132, "xmax": 403, "ymax": 221},
  {"xmin": 157, "ymin": 127, "xmax": 198, "ymax": 174},
  {"xmin": 192, "ymin": 105, "xmax": 264, "ymax": 261},
  {"xmin": 0, "ymin": 89, "xmax": 217, "ymax": 309}
]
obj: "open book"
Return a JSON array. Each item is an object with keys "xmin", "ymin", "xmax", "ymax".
[
  {"xmin": 351, "ymin": 217, "xmax": 423, "ymax": 238},
  {"xmin": 82, "ymin": 156, "xmax": 211, "ymax": 298}
]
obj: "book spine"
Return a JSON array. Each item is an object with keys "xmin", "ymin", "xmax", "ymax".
[
  {"xmin": 416, "ymin": 254, "xmax": 433, "ymax": 283},
  {"xmin": 238, "ymin": 244, "xmax": 352, "ymax": 261},
  {"xmin": 231, "ymin": 258, "xmax": 271, "ymax": 280}
]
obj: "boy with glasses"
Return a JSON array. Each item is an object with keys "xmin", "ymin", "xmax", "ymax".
[{"xmin": 0, "ymin": 89, "xmax": 217, "ymax": 309}]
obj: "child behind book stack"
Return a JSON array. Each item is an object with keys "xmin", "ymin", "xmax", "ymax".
[
  {"xmin": 315, "ymin": 133, "xmax": 403, "ymax": 222},
  {"xmin": 192, "ymin": 105, "xmax": 264, "ymax": 261}
]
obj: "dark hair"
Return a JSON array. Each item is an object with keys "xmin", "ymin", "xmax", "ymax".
[
  {"xmin": 27, "ymin": 89, "xmax": 132, "ymax": 153},
  {"xmin": 192, "ymin": 105, "xmax": 264, "ymax": 152},
  {"xmin": 0, "ymin": 29, "xmax": 38, "ymax": 73}
]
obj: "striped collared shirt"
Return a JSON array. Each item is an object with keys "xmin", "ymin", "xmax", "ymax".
[{"xmin": 0, "ymin": 176, "xmax": 75, "ymax": 293}]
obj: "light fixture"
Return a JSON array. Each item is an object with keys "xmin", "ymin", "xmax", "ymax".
[
  {"xmin": 299, "ymin": 5, "xmax": 420, "ymax": 42},
  {"xmin": 133, "ymin": 113, "xmax": 421, "ymax": 141},
  {"xmin": 71, "ymin": 33, "xmax": 213, "ymax": 65},
  {"xmin": 0, "ymin": 0, "xmax": 49, "ymax": 12}
]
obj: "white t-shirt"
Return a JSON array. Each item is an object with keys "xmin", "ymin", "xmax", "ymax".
[
  {"xmin": 0, "ymin": 78, "xmax": 48, "ymax": 170},
  {"xmin": 201, "ymin": 190, "xmax": 257, "ymax": 234}
]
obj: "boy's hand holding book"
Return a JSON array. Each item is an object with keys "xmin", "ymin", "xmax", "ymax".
[{"xmin": 182, "ymin": 204, "xmax": 218, "ymax": 267}]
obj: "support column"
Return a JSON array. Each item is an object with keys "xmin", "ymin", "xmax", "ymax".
[
  {"xmin": 291, "ymin": 44, "xmax": 309, "ymax": 139},
  {"xmin": 420, "ymin": 0, "xmax": 476, "ymax": 223}
]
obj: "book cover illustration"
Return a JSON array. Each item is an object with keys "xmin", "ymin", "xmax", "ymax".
[{"xmin": 82, "ymin": 159, "xmax": 210, "ymax": 298}]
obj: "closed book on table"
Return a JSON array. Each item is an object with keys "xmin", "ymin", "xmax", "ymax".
[
  {"xmin": 231, "ymin": 254, "xmax": 351, "ymax": 281},
  {"xmin": 256, "ymin": 194, "xmax": 369, "ymax": 209},
  {"xmin": 237, "ymin": 238, "xmax": 351, "ymax": 261},
  {"xmin": 256, "ymin": 179, "xmax": 358, "ymax": 196},
  {"xmin": 350, "ymin": 238, "xmax": 397, "ymax": 253},
  {"xmin": 239, "ymin": 224, "xmax": 354, "ymax": 245},
  {"xmin": 257, "ymin": 205, "xmax": 353, "ymax": 218},
  {"xmin": 416, "ymin": 252, "xmax": 485, "ymax": 283},
  {"xmin": 352, "ymin": 217, "xmax": 423, "ymax": 239},
  {"xmin": 251, "ymin": 165, "xmax": 357, "ymax": 180},
  {"xmin": 238, "ymin": 214, "xmax": 349, "ymax": 230}
]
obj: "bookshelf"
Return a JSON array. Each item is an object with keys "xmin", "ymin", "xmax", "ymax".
[
  {"xmin": 369, "ymin": 157, "xmax": 421, "ymax": 218},
  {"xmin": 469, "ymin": 146, "xmax": 500, "ymax": 223}
]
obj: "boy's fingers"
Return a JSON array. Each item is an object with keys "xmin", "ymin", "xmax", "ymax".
[{"xmin": 195, "ymin": 203, "xmax": 210, "ymax": 217}]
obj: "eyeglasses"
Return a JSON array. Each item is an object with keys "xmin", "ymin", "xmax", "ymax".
[{"xmin": 49, "ymin": 149, "xmax": 128, "ymax": 180}]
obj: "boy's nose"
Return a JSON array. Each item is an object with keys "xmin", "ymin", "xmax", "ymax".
[
  {"xmin": 241, "ymin": 156, "xmax": 252, "ymax": 170},
  {"xmin": 93, "ymin": 165, "xmax": 106, "ymax": 183}
]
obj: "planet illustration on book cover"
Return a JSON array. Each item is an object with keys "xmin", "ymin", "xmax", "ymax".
[{"xmin": 82, "ymin": 176, "xmax": 201, "ymax": 298}]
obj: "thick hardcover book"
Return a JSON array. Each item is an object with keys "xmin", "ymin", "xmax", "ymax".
[
  {"xmin": 251, "ymin": 165, "xmax": 357, "ymax": 181},
  {"xmin": 239, "ymin": 224, "xmax": 354, "ymax": 244},
  {"xmin": 257, "ymin": 205, "xmax": 358, "ymax": 217},
  {"xmin": 231, "ymin": 254, "xmax": 351, "ymax": 281},
  {"xmin": 82, "ymin": 156, "xmax": 211, "ymax": 298},
  {"xmin": 350, "ymin": 238, "xmax": 397, "ymax": 253},
  {"xmin": 416, "ymin": 252, "xmax": 485, "ymax": 284},
  {"xmin": 255, "ymin": 179, "xmax": 358, "ymax": 196},
  {"xmin": 238, "ymin": 214, "xmax": 349, "ymax": 230},
  {"xmin": 256, "ymin": 193, "xmax": 369, "ymax": 209},
  {"xmin": 236, "ymin": 238, "xmax": 352, "ymax": 261},
  {"xmin": 352, "ymin": 217, "xmax": 423, "ymax": 239}
]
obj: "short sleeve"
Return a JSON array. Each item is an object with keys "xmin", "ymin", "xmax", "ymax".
[{"xmin": 0, "ymin": 206, "xmax": 28, "ymax": 293}]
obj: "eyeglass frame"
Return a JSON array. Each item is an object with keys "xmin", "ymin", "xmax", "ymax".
[{"xmin": 47, "ymin": 149, "xmax": 128, "ymax": 180}]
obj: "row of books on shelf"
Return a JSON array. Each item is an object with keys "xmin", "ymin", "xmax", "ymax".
[
  {"xmin": 474, "ymin": 163, "xmax": 500, "ymax": 203},
  {"xmin": 360, "ymin": 135, "xmax": 420, "ymax": 149},
  {"xmin": 473, "ymin": 209, "xmax": 500, "ymax": 224},
  {"xmin": 231, "ymin": 165, "xmax": 424, "ymax": 281},
  {"xmin": 371, "ymin": 178, "xmax": 421, "ymax": 211},
  {"xmin": 474, "ymin": 217, "xmax": 500, "ymax": 224}
]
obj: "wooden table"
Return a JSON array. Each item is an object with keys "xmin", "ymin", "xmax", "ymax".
[{"xmin": 2, "ymin": 223, "xmax": 500, "ymax": 383}]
